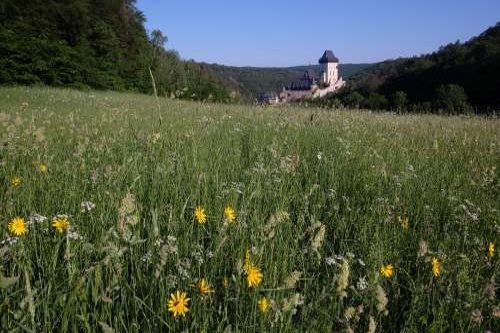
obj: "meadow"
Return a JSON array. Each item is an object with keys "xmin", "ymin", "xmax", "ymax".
[{"xmin": 0, "ymin": 86, "xmax": 498, "ymax": 332}]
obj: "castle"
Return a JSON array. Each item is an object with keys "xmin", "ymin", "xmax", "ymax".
[{"xmin": 259, "ymin": 50, "xmax": 345, "ymax": 104}]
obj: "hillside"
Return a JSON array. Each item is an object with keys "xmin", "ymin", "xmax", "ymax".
[
  {"xmin": 0, "ymin": 86, "xmax": 498, "ymax": 331},
  {"xmin": 0, "ymin": 0, "xmax": 233, "ymax": 102},
  {"xmin": 207, "ymin": 63, "xmax": 372, "ymax": 98},
  {"xmin": 344, "ymin": 22, "xmax": 500, "ymax": 112}
]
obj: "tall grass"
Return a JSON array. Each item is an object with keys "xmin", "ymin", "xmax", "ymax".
[{"xmin": 0, "ymin": 86, "xmax": 498, "ymax": 332}]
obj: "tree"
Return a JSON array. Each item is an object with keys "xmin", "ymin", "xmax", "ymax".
[
  {"xmin": 151, "ymin": 29, "xmax": 167, "ymax": 59},
  {"xmin": 364, "ymin": 93, "xmax": 388, "ymax": 110},
  {"xmin": 343, "ymin": 91, "xmax": 364, "ymax": 109},
  {"xmin": 391, "ymin": 91, "xmax": 408, "ymax": 113},
  {"xmin": 434, "ymin": 84, "xmax": 472, "ymax": 114}
]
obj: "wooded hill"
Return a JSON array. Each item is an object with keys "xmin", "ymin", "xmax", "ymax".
[
  {"xmin": 0, "ymin": 0, "xmax": 232, "ymax": 102},
  {"xmin": 331, "ymin": 22, "xmax": 500, "ymax": 113},
  {"xmin": 207, "ymin": 63, "xmax": 371, "ymax": 99}
]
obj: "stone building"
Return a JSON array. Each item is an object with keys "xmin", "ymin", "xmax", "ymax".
[{"xmin": 279, "ymin": 50, "xmax": 345, "ymax": 103}]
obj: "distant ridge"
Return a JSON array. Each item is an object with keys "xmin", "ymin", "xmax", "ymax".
[
  {"xmin": 343, "ymin": 22, "xmax": 500, "ymax": 111},
  {"xmin": 206, "ymin": 63, "xmax": 372, "ymax": 99}
]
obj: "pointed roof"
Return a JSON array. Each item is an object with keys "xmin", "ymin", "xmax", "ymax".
[{"xmin": 319, "ymin": 50, "xmax": 339, "ymax": 64}]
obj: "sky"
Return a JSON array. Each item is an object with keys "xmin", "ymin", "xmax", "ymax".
[{"xmin": 136, "ymin": 0, "xmax": 500, "ymax": 67}]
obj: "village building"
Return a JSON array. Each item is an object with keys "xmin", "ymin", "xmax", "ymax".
[{"xmin": 276, "ymin": 50, "xmax": 345, "ymax": 103}]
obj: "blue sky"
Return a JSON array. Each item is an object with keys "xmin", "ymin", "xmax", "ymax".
[{"xmin": 136, "ymin": 0, "xmax": 500, "ymax": 67}]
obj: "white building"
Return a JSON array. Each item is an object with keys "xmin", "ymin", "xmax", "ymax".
[{"xmin": 279, "ymin": 50, "xmax": 345, "ymax": 103}]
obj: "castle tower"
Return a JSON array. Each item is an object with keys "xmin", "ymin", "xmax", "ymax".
[{"xmin": 319, "ymin": 50, "xmax": 339, "ymax": 86}]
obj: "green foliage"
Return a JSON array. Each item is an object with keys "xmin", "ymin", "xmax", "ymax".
[
  {"xmin": 343, "ymin": 91, "xmax": 365, "ymax": 108},
  {"xmin": 434, "ymin": 84, "xmax": 472, "ymax": 114},
  {"xmin": 0, "ymin": 0, "xmax": 233, "ymax": 102},
  {"xmin": 391, "ymin": 91, "xmax": 408, "ymax": 112},
  {"xmin": 0, "ymin": 87, "xmax": 498, "ymax": 331},
  {"xmin": 0, "ymin": 0, "xmax": 150, "ymax": 91},
  {"xmin": 345, "ymin": 22, "xmax": 500, "ymax": 113},
  {"xmin": 364, "ymin": 93, "xmax": 388, "ymax": 110}
]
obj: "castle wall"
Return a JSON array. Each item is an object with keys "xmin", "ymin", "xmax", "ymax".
[{"xmin": 318, "ymin": 78, "xmax": 345, "ymax": 97}]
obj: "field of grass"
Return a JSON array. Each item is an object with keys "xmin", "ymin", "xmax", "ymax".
[{"xmin": 0, "ymin": 86, "xmax": 498, "ymax": 332}]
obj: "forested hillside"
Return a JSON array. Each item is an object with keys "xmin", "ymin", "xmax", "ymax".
[
  {"xmin": 208, "ymin": 63, "xmax": 371, "ymax": 98},
  {"xmin": 329, "ymin": 22, "xmax": 500, "ymax": 113},
  {"xmin": 0, "ymin": 0, "xmax": 233, "ymax": 102}
]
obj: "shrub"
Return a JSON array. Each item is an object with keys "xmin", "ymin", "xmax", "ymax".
[
  {"xmin": 391, "ymin": 91, "xmax": 408, "ymax": 113},
  {"xmin": 343, "ymin": 91, "xmax": 364, "ymax": 108},
  {"xmin": 433, "ymin": 84, "xmax": 473, "ymax": 114}
]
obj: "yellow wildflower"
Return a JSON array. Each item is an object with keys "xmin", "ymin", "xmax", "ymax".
[
  {"xmin": 38, "ymin": 163, "xmax": 48, "ymax": 173},
  {"xmin": 396, "ymin": 215, "xmax": 409, "ymax": 229},
  {"xmin": 258, "ymin": 297, "xmax": 269, "ymax": 313},
  {"xmin": 195, "ymin": 278, "xmax": 214, "ymax": 295},
  {"xmin": 380, "ymin": 264, "xmax": 394, "ymax": 278},
  {"xmin": 194, "ymin": 206, "xmax": 207, "ymax": 224},
  {"xmin": 52, "ymin": 216, "xmax": 70, "ymax": 233},
  {"xmin": 431, "ymin": 257, "xmax": 440, "ymax": 277},
  {"xmin": 223, "ymin": 277, "xmax": 229, "ymax": 289},
  {"xmin": 488, "ymin": 242, "xmax": 494, "ymax": 258},
  {"xmin": 8, "ymin": 217, "xmax": 27, "ymax": 236},
  {"xmin": 11, "ymin": 176, "xmax": 22, "ymax": 188},
  {"xmin": 246, "ymin": 265, "xmax": 263, "ymax": 288},
  {"xmin": 401, "ymin": 216, "xmax": 409, "ymax": 230},
  {"xmin": 224, "ymin": 206, "xmax": 236, "ymax": 223},
  {"xmin": 167, "ymin": 290, "xmax": 190, "ymax": 317}
]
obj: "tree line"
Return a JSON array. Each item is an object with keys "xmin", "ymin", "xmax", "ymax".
[
  {"xmin": 313, "ymin": 23, "xmax": 500, "ymax": 114},
  {"xmin": 310, "ymin": 84, "xmax": 474, "ymax": 115},
  {"xmin": 0, "ymin": 0, "xmax": 233, "ymax": 102}
]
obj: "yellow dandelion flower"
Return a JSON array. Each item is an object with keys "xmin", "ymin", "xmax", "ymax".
[
  {"xmin": 8, "ymin": 217, "xmax": 27, "ymax": 236},
  {"xmin": 194, "ymin": 206, "xmax": 207, "ymax": 224},
  {"xmin": 224, "ymin": 206, "xmax": 236, "ymax": 223},
  {"xmin": 11, "ymin": 176, "xmax": 22, "ymax": 188},
  {"xmin": 488, "ymin": 242, "xmax": 494, "ymax": 258},
  {"xmin": 246, "ymin": 265, "xmax": 263, "ymax": 288},
  {"xmin": 167, "ymin": 290, "xmax": 190, "ymax": 318},
  {"xmin": 396, "ymin": 215, "xmax": 409, "ymax": 229},
  {"xmin": 401, "ymin": 216, "xmax": 409, "ymax": 230},
  {"xmin": 431, "ymin": 257, "xmax": 440, "ymax": 277},
  {"xmin": 380, "ymin": 264, "xmax": 394, "ymax": 278},
  {"xmin": 38, "ymin": 163, "xmax": 48, "ymax": 173},
  {"xmin": 195, "ymin": 278, "xmax": 214, "ymax": 295},
  {"xmin": 52, "ymin": 216, "xmax": 70, "ymax": 233},
  {"xmin": 258, "ymin": 297, "xmax": 269, "ymax": 313}
]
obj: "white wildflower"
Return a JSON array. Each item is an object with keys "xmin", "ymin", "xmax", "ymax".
[
  {"xmin": 356, "ymin": 276, "xmax": 368, "ymax": 291},
  {"xmin": 325, "ymin": 257, "xmax": 337, "ymax": 266},
  {"xmin": 27, "ymin": 214, "xmax": 48, "ymax": 225},
  {"xmin": 67, "ymin": 226, "xmax": 83, "ymax": 241},
  {"xmin": 0, "ymin": 236, "xmax": 19, "ymax": 246},
  {"xmin": 141, "ymin": 251, "xmax": 152, "ymax": 263},
  {"xmin": 81, "ymin": 201, "xmax": 96, "ymax": 212},
  {"xmin": 164, "ymin": 236, "xmax": 178, "ymax": 255},
  {"xmin": 282, "ymin": 293, "xmax": 304, "ymax": 314}
]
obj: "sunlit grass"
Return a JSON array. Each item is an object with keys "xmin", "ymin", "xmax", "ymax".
[{"xmin": 0, "ymin": 86, "xmax": 498, "ymax": 332}]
